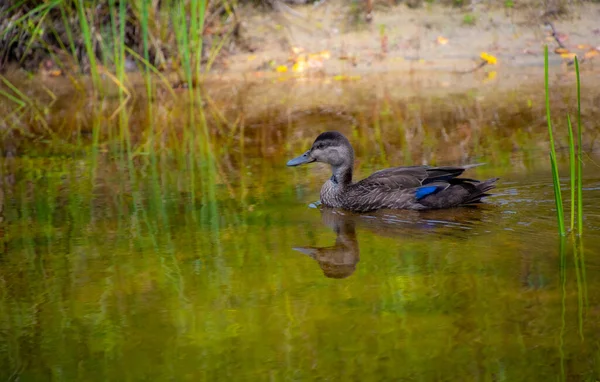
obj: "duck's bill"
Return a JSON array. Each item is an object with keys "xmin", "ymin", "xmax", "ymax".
[{"xmin": 286, "ymin": 151, "xmax": 314, "ymax": 166}]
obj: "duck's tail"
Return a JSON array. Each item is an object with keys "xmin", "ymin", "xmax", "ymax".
[{"xmin": 462, "ymin": 177, "xmax": 499, "ymax": 205}]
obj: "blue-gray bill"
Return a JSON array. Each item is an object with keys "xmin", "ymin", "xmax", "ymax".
[{"xmin": 286, "ymin": 151, "xmax": 314, "ymax": 166}]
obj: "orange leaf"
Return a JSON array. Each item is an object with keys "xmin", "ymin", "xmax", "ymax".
[
  {"xmin": 584, "ymin": 49, "xmax": 599, "ymax": 59},
  {"xmin": 554, "ymin": 47, "xmax": 570, "ymax": 54},
  {"xmin": 436, "ymin": 36, "xmax": 449, "ymax": 45}
]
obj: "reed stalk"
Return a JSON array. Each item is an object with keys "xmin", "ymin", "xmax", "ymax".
[
  {"xmin": 544, "ymin": 45, "xmax": 565, "ymax": 236},
  {"xmin": 574, "ymin": 57, "xmax": 583, "ymax": 236},
  {"xmin": 75, "ymin": 1, "xmax": 100, "ymax": 92},
  {"xmin": 567, "ymin": 114, "xmax": 575, "ymax": 231}
]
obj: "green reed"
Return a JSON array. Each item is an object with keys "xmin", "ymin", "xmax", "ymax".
[
  {"xmin": 544, "ymin": 47, "xmax": 585, "ymax": 236},
  {"xmin": 574, "ymin": 57, "xmax": 583, "ymax": 236},
  {"xmin": 544, "ymin": 46, "xmax": 565, "ymax": 236},
  {"xmin": 567, "ymin": 114, "xmax": 575, "ymax": 231},
  {"xmin": 545, "ymin": 48, "xmax": 588, "ymax": 349},
  {"xmin": 75, "ymin": 1, "xmax": 100, "ymax": 91}
]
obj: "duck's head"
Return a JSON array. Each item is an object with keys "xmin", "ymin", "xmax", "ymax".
[{"xmin": 286, "ymin": 131, "xmax": 354, "ymax": 167}]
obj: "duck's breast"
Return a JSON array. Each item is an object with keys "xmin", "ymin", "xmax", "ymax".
[{"xmin": 320, "ymin": 180, "xmax": 344, "ymax": 208}]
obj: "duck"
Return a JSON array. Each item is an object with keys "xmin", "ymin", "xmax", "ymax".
[{"xmin": 287, "ymin": 131, "xmax": 498, "ymax": 212}]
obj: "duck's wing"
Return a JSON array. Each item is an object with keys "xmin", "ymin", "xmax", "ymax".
[
  {"xmin": 359, "ymin": 164, "xmax": 483, "ymax": 190},
  {"xmin": 345, "ymin": 164, "xmax": 488, "ymax": 211}
]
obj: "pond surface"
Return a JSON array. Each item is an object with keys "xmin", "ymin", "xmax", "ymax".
[{"xmin": 1, "ymin": 108, "xmax": 600, "ymax": 381}]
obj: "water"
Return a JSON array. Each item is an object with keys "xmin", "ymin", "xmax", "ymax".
[{"xmin": 1, "ymin": 88, "xmax": 600, "ymax": 380}]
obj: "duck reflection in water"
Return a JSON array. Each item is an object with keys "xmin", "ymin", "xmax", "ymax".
[
  {"xmin": 294, "ymin": 206, "xmax": 488, "ymax": 279},
  {"xmin": 294, "ymin": 209, "xmax": 360, "ymax": 279}
]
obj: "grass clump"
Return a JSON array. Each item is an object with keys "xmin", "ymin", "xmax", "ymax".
[
  {"xmin": 0, "ymin": 0, "xmax": 241, "ymax": 77},
  {"xmin": 543, "ymin": 45, "xmax": 584, "ymax": 237}
]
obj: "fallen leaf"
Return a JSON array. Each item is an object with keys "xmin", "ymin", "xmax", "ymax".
[
  {"xmin": 554, "ymin": 47, "xmax": 570, "ymax": 54},
  {"xmin": 292, "ymin": 60, "xmax": 307, "ymax": 72},
  {"xmin": 584, "ymin": 49, "xmax": 599, "ymax": 59},
  {"xmin": 480, "ymin": 52, "xmax": 498, "ymax": 65},
  {"xmin": 436, "ymin": 36, "xmax": 449, "ymax": 45},
  {"xmin": 276, "ymin": 65, "xmax": 288, "ymax": 73},
  {"xmin": 333, "ymin": 75, "xmax": 361, "ymax": 81},
  {"xmin": 319, "ymin": 50, "xmax": 331, "ymax": 59},
  {"xmin": 247, "ymin": 55, "xmax": 257, "ymax": 61},
  {"xmin": 576, "ymin": 44, "xmax": 592, "ymax": 50},
  {"xmin": 560, "ymin": 53, "xmax": 577, "ymax": 59}
]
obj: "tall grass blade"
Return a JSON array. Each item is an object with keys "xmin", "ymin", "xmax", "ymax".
[
  {"xmin": 59, "ymin": 4, "xmax": 79, "ymax": 66},
  {"xmin": 574, "ymin": 56, "xmax": 583, "ymax": 236},
  {"xmin": 75, "ymin": 1, "xmax": 100, "ymax": 91},
  {"xmin": 544, "ymin": 45, "xmax": 565, "ymax": 236},
  {"xmin": 0, "ymin": 87, "xmax": 26, "ymax": 107},
  {"xmin": 567, "ymin": 114, "xmax": 575, "ymax": 231}
]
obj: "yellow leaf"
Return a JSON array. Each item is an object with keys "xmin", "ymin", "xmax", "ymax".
[
  {"xmin": 576, "ymin": 44, "xmax": 592, "ymax": 50},
  {"xmin": 319, "ymin": 50, "xmax": 331, "ymax": 59},
  {"xmin": 480, "ymin": 52, "xmax": 497, "ymax": 65},
  {"xmin": 333, "ymin": 75, "xmax": 361, "ymax": 81},
  {"xmin": 554, "ymin": 47, "xmax": 570, "ymax": 54},
  {"xmin": 560, "ymin": 53, "xmax": 577, "ymax": 59},
  {"xmin": 292, "ymin": 60, "xmax": 306, "ymax": 72},
  {"xmin": 436, "ymin": 36, "xmax": 449, "ymax": 45},
  {"xmin": 276, "ymin": 65, "xmax": 288, "ymax": 73},
  {"xmin": 247, "ymin": 55, "xmax": 257, "ymax": 61}
]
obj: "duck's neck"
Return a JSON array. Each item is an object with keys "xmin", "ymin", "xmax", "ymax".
[{"xmin": 331, "ymin": 163, "xmax": 353, "ymax": 187}]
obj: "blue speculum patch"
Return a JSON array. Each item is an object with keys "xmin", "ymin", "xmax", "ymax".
[{"xmin": 415, "ymin": 186, "xmax": 439, "ymax": 200}]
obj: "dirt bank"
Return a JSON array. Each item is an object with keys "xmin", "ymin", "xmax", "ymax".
[{"xmin": 221, "ymin": 1, "xmax": 600, "ymax": 77}]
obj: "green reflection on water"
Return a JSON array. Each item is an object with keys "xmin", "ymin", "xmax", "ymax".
[{"xmin": 1, "ymin": 147, "xmax": 599, "ymax": 381}]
